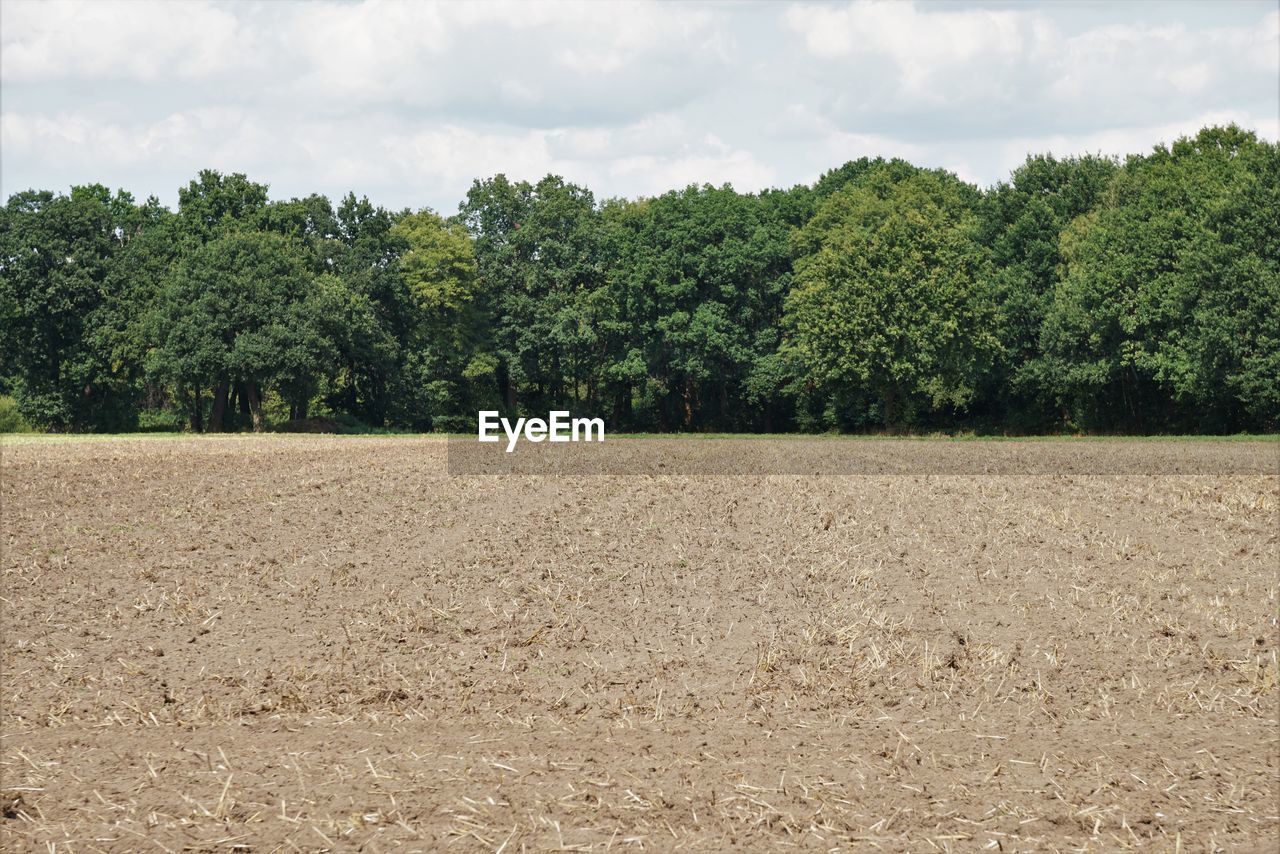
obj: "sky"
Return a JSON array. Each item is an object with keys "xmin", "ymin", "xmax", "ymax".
[{"xmin": 2, "ymin": 0, "xmax": 1277, "ymax": 214}]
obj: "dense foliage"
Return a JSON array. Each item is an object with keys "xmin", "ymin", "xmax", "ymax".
[{"xmin": 1, "ymin": 126, "xmax": 1275, "ymax": 434}]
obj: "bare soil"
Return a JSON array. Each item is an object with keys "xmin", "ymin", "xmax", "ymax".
[{"xmin": 2, "ymin": 437, "xmax": 1277, "ymax": 851}]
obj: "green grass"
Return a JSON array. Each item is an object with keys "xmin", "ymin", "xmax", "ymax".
[
  {"xmin": 0, "ymin": 431, "xmax": 417, "ymax": 444},
  {"xmin": 605, "ymin": 432, "xmax": 1280, "ymax": 441},
  {"xmin": 3, "ymin": 431, "xmax": 1276, "ymax": 445}
]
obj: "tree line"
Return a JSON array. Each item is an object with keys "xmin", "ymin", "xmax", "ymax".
[{"xmin": 1, "ymin": 124, "xmax": 1276, "ymax": 435}]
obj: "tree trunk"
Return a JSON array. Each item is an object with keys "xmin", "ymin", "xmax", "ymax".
[
  {"xmin": 189, "ymin": 387, "xmax": 203, "ymax": 433},
  {"xmin": 882, "ymin": 384, "xmax": 902, "ymax": 433},
  {"xmin": 369, "ymin": 374, "xmax": 387, "ymax": 427},
  {"xmin": 209, "ymin": 380, "xmax": 229, "ymax": 432},
  {"xmin": 551, "ymin": 353, "xmax": 562, "ymax": 407},
  {"xmin": 613, "ymin": 386, "xmax": 629, "ymax": 430},
  {"xmin": 246, "ymin": 384, "xmax": 264, "ymax": 432},
  {"xmin": 498, "ymin": 363, "xmax": 515, "ymax": 413}
]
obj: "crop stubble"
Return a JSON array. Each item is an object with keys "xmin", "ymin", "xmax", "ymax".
[{"xmin": 1, "ymin": 437, "xmax": 1277, "ymax": 851}]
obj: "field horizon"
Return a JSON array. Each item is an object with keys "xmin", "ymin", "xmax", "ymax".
[{"xmin": 5, "ymin": 431, "xmax": 1279, "ymax": 444}]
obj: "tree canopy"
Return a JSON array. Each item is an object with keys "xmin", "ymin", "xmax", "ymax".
[
  {"xmin": 785, "ymin": 166, "xmax": 995, "ymax": 428},
  {"xmin": 2, "ymin": 125, "xmax": 1275, "ymax": 434}
]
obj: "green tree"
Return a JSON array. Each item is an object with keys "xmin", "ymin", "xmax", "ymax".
[
  {"xmin": 149, "ymin": 230, "xmax": 328, "ymax": 430},
  {"xmin": 977, "ymin": 153, "xmax": 1117, "ymax": 426},
  {"xmin": 327, "ymin": 193, "xmax": 413, "ymax": 426},
  {"xmin": 390, "ymin": 209, "xmax": 494, "ymax": 427},
  {"xmin": 176, "ymin": 170, "xmax": 270, "ymax": 244},
  {"xmin": 812, "ymin": 156, "xmax": 917, "ymax": 202},
  {"xmin": 600, "ymin": 184, "xmax": 796, "ymax": 430},
  {"xmin": 460, "ymin": 174, "xmax": 603, "ymax": 416},
  {"xmin": 96, "ymin": 198, "xmax": 181, "ymax": 417},
  {"xmin": 1040, "ymin": 125, "xmax": 1280, "ymax": 431},
  {"xmin": 0, "ymin": 185, "xmax": 142, "ymax": 430},
  {"xmin": 785, "ymin": 167, "xmax": 996, "ymax": 428},
  {"xmin": 3, "ymin": 127, "xmax": 1273, "ymax": 437}
]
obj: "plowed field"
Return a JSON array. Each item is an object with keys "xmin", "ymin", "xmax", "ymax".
[{"xmin": 2, "ymin": 437, "xmax": 1276, "ymax": 851}]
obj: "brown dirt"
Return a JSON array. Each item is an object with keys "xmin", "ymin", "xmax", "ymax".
[{"xmin": 1, "ymin": 436, "xmax": 1277, "ymax": 852}]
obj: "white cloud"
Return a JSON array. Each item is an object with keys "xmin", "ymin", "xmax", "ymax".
[
  {"xmin": 374, "ymin": 119, "xmax": 775, "ymax": 203},
  {"xmin": 275, "ymin": 0, "xmax": 727, "ymax": 113},
  {"xmin": 785, "ymin": 1, "xmax": 1278, "ymax": 131},
  {"xmin": 786, "ymin": 1, "xmax": 1025, "ymax": 63},
  {"xmin": 0, "ymin": 0, "xmax": 253, "ymax": 82},
  {"xmin": 994, "ymin": 110, "xmax": 1280, "ymax": 172},
  {"xmin": 1, "ymin": 0, "xmax": 1276, "ymax": 210},
  {"xmin": 785, "ymin": 1, "xmax": 1027, "ymax": 100}
]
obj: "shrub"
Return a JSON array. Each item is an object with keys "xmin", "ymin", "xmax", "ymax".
[
  {"xmin": 0, "ymin": 396, "xmax": 34, "ymax": 433},
  {"xmin": 431, "ymin": 415, "xmax": 475, "ymax": 434},
  {"xmin": 137, "ymin": 409, "xmax": 186, "ymax": 433}
]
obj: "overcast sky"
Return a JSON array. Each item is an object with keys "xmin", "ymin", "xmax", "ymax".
[{"xmin": 2, "ymin": 0, "xmax": 1277, "ymax": 213}]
